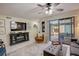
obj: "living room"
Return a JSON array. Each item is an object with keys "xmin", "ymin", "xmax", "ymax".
[{"xmin": 0, "ymin": 3, "xmax": 79, "ymax": 56}]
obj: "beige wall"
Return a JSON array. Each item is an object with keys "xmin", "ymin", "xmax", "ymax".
[
  {"xmin": 75, "ymin": 16, "xmax": 79, "ymax": 39},
  {"xmin": 0, "ymin": 15, "xmax": 39, "ymax": 53}
]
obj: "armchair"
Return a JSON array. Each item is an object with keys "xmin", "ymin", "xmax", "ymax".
[
  {"xmin": 35, "ymin": 34, "xmax": 44, "ymax": 43},
  {"xmin": 0, "ymin": 39, "xmax": 6, "ymax": 56}
]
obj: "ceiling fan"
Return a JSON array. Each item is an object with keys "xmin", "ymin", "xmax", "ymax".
[{"xmin": 37, "ymin": 3, "xmax": 64, "ymax": 15}]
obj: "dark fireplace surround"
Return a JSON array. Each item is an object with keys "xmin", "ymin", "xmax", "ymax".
[{"xmin": 10, "ymin": 32, "xmax": 29, "ymax": 45}]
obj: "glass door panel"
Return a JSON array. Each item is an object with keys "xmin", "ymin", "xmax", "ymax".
[
  {"xmin": 49, "ymin": 20, "xmax": 59, "ymax": 41},
  {"xmin": 59, "ymin": 19, "xmax": 72, "ymax": 44},
  {"xmin": 59, "ymin": 24, "xmax": 72, "ymax": 44}
]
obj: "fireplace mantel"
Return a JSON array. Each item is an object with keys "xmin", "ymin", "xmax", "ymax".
[{"xmin": 10, "ymin": 32, "xmax": 29, "ymax": 45}]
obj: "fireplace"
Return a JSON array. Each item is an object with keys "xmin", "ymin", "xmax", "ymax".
[{"xmin": 10, "ymin": 32, "xmax": 29, "ymax": 45}]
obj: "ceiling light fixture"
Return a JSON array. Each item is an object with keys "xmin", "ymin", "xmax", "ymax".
[
  {"xmin": 45, "ymin": 10, "xmax": 52, "ymax": 15},
  {"xmin": 45, "ymin": 8, "xmax": 53, "ymax": 15},
  {"xmin": 45, "ymin": 3, "xmax": 53, "ymax": 15},
  {"xmin": 37, "ymin": 3, "xmax": 61, "ymax": 15}
]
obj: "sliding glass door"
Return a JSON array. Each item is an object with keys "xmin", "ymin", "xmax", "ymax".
[
  {"xmin": 49, "ymin": 20, "xmax": 59, "ymax": 41},
  {"xmin": 59, "ymin": 18, "xmax": 73, "ymax": 44},
  {"xmin": 49, "ymin": 17, "xmax": 74, "ymax": 44}
]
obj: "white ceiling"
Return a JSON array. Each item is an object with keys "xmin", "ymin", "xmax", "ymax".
[{"xmin": 0, "ymin": 3, "xmax": 79, "ymax": 19}]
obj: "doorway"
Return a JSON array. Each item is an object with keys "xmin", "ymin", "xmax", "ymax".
[{"xmin": 49, "ymin": 17, "xmax": 75, "ymax": 44}]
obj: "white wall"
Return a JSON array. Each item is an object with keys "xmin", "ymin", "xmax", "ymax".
[{"xmin": 0, "ymin": 15, "xmax": 39, "ymax": 54}]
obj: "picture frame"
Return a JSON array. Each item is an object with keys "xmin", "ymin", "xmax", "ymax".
[
  {"xmin": 42, "ymin": 21, "xmax": 45, "ymax": 32},
  {"xmin": 0, "ymin": 19, "xmax": 5, "ymax": 35},
  {"xmin": 0, "ymin": 19, "xmax": 5, "ymax": 27},
  {"xmin": 0, "ymin": 27, "xmax": 5, "ymax": 35}
]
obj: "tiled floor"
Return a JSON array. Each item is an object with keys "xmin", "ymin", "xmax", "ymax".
[
  {"xmin": 7, "ymin": 42, "xmax": 70, "ymax": 56},
  {"xmin": 7, "ymin": 43, "xmax": 48, "ymax": 56}
]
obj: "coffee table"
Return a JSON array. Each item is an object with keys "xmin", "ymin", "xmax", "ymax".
[{"xmin": 43, "ymin": 45, "xmax": 61, "ymax": 56}]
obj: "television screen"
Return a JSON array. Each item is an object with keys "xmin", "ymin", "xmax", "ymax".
[{"xmin": 10, "ymin": 21, "xmax": 26, "ymax": 31}]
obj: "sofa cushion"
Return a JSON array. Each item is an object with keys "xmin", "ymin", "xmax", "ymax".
[
  {"xmin": 0, "ymin": 48, "xmax": 6, "ymax": 56},
  {"xmin": 71, "ymin": 46, "xmax": 79, "ymax": 55}
]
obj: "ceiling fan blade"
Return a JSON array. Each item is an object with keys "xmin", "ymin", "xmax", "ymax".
[
  {"xmin": 53, "ymin": 3, "xmax": 60, "ymax": 7},
  {"xmin": 37, "ymin": 4, "xmax": 44, "ymax": 7},
  {"xmin": 56, "ymin": 8, "xmax": 64, "ymax": 12}
]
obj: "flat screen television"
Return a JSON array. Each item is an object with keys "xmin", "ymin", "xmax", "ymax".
[{"xmin": 10, "ymin": 22, "xmax": 26, "ymax": 31}]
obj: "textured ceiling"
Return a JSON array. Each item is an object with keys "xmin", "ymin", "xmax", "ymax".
[{"xmin": 0, "ymin": 3, "xmax": 79, "ymax": 19}]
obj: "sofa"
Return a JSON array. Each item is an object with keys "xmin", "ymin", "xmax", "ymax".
[{"xmin": 70, "ymin": 42, "xmax": 79, "ymax": 56}]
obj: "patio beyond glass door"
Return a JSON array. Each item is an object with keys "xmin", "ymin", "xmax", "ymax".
[{"xmin": 49, "ymin": 17, "xmax": 74, "ymax": 44}]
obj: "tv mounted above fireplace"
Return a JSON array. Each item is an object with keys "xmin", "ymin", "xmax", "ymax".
[{"xmin": 10, "ymin": 21, "xmax": 26, "ymax": 31}]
